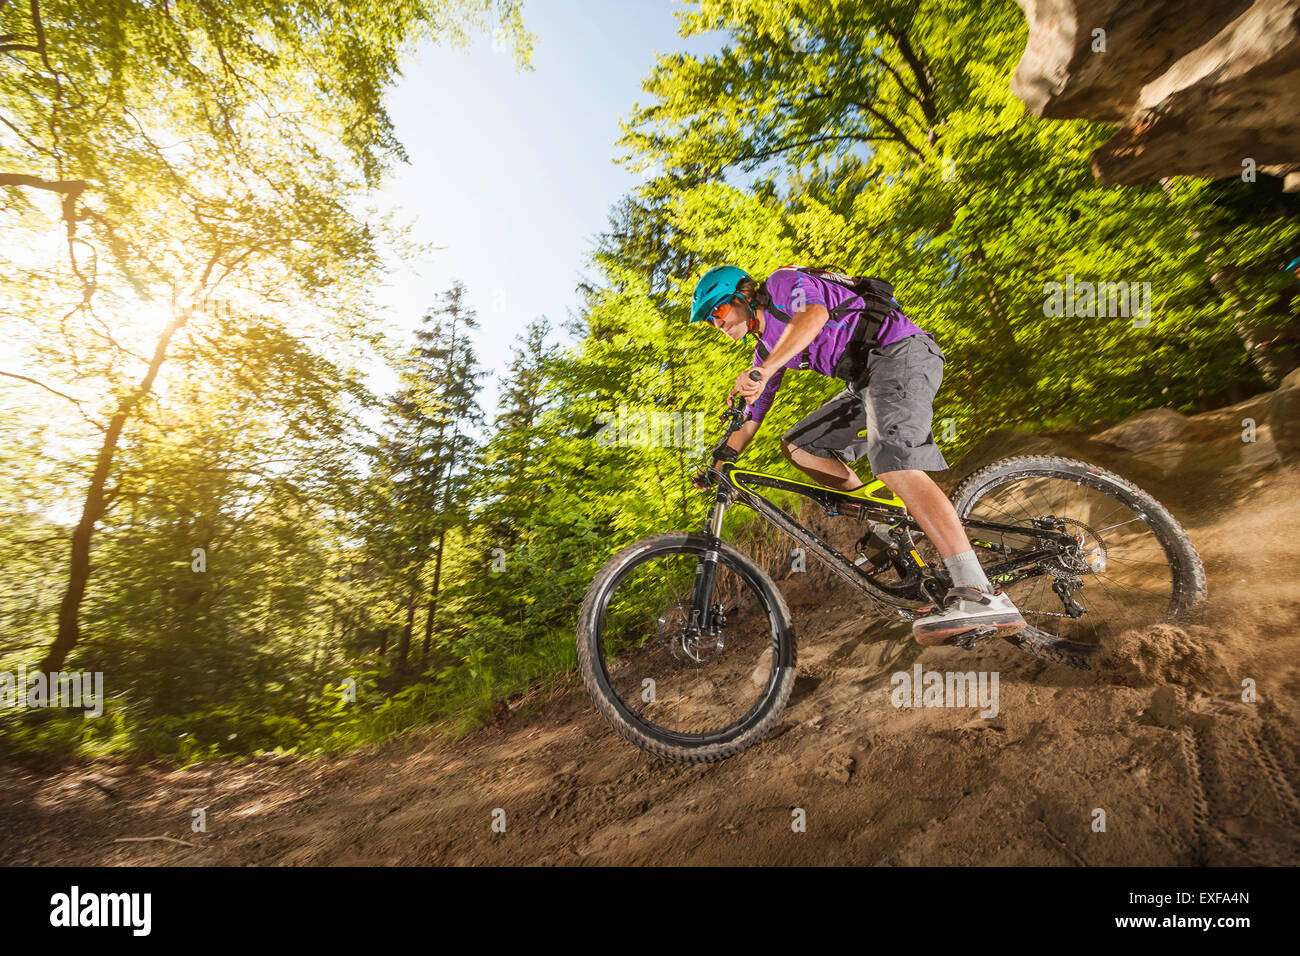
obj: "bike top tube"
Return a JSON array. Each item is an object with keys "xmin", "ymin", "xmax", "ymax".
[{"xmin": 707, "ymin": 393, "xmax": 905, "ymax": 507}]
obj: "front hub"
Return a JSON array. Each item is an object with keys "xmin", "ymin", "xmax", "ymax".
[{"xmin": 658, "ymin": 602, "xmax": 726, "ymax": 665}]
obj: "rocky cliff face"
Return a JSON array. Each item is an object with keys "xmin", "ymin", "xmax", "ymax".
[{"xmin": 1011, "ymin": 0, "xmax": 1300, "ymax": 187}]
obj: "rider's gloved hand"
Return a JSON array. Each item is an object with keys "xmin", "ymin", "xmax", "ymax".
[{"xmin": 692, "ymin": 469, "xmax": 717, "ymax": 490}]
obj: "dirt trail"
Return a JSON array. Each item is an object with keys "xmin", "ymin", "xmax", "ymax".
[{"xmin": 3, "ymin": 395, "xmax": 1300, "ymax": 865}]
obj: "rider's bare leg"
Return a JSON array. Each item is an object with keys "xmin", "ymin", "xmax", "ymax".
[
  {"xmin": 780, "ymin": 443, "xmax": 967, "ymax": 558},
  {"xmin": 779, "ymin": 439, "xmax": 862, "ymax": 491},
  {"xmin": 782, "ymin": 446, "xmax": 1021, "ymax": 637},
  {"xmin": 874, "ymin": 469, "xmax": 969, "ymax": 559},
  {"xmin": 878, "ymin": 468, "xmax": 1024, "ymax": 641}
]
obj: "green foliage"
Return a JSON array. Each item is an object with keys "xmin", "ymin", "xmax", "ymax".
[
  {"xmin": 0, "ymin": 0, "xmax": 532, "ymax": 759},
  {"xmin": 4, "ymin": 0, "xmax": 1297, "ymax": 766}
]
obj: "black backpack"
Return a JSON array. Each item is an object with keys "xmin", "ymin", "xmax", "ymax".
[{"xmin": 751, "ymin": 265, "xmax": 900, "ymax": 381}]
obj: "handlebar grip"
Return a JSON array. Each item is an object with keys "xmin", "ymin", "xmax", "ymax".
[{"xmin": 748, "ymin": 369, "xmax": 763, "ymax": 381}]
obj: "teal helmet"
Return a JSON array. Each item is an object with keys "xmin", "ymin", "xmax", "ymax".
[{"xmin": 690, "ymin": 264, "xmax": 750, "ymax": 324}]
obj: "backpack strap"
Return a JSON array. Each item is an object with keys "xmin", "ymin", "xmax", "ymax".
[
  {"xmin": 850, "ymin": 277, "xmax": 900, "ymax": 349},
  {"xmin": 769, "ymin": 267, "xmax": 899, "ymax": 350},
  {"xmin": 835, "ymin": 294, "xmax": 888, "ymax": 349}
]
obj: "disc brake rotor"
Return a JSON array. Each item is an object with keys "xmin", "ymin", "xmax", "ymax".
[{"xmin": 657, "ymin": 601, "xmax": 726, "ymax": 665}]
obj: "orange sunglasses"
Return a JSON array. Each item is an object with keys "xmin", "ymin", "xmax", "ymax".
[{"xmin": 709, "ymin": 295, "xmax": 741, "ymax": 325}]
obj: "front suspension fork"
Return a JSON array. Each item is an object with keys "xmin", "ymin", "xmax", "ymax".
[{"xmin": 691, "ymin": 487, "xmax": 732, "ymax": 627}]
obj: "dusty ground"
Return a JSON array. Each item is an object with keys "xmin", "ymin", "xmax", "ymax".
[{"xmin": 2, "ymin": 394, "xmax": 1299, "ymax": 866}]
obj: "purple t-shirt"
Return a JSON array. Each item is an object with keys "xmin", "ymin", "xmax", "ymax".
[{"xmin": 748, "ymin": 268, "xmax": 927, "ymax": 424}]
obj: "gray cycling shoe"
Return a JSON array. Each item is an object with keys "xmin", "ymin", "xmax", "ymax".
[{"xmin": 912, "ymin": 586, "xmax": 1027, "ymax": 646}]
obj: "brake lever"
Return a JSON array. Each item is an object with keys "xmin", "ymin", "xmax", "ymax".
[
  {"xmin": 706, "ymin": 371, "xmax": 762, "ymax": 474},
  {"xmin": 726, "ymin": 372, "xmax": 760, "ymax": 423}
]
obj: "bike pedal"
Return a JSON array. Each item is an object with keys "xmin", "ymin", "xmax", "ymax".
[{"xmin": 947, "ymin": 625, "xmax": 999, "ymax": 650}]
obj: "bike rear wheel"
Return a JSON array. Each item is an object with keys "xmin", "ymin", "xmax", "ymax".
[
  {"xmin": 951, "ymin": 455, "xmax": 1206, "ymax": 668},
  {"xmin": 577, "ymin": 532, "xmax": 796, "ymax": 762}
]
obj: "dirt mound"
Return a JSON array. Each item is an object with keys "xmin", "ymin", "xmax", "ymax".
[
  {"xmin": 2, "ymin": 390, "xmax": 1300, "ymax": 865},
  {"xmin": 1100, "ymin": 624, "xmax": 1235, "ymax": 690},
  {"xmin": 1094, "ymin": 407, "xmax": 1193, "ymax": 451},
  {"xmin": 1268, "ymin": 367, "xmax": 1300, "ymax": 464}
]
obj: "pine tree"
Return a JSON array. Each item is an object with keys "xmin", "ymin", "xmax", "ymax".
[{"xmin": 370, "ymin": 282, "xmax": 485, "ymax": 672}]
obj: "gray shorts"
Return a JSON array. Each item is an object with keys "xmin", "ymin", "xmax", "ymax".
[{"xmin": 781, "ymin": 333, "xmax": 949, "ymax": 475}]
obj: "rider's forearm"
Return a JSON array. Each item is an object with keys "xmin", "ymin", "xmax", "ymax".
[
  {"xmin": 714, "ymin": 420, "xmax": 759, "ymax": 469},
  {"xmin": 758, "ymin": 305, "xmax": 828, "ymax": 374}
]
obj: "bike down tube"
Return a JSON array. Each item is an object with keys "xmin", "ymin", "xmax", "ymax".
[{"xmin": 717, "ymin": 462, "xmax": 920, "ymax": 616}]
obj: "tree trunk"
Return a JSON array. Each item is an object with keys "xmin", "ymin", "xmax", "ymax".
[
  {"xmin": 1233, "ymin": 318, "xmax": 1300, "ymax": 386},
  {"xmin": 421, "ymin": 528, "xmax": 447, "ymax": 659},
  {"xmin": 885, "ymin": 25, "xmax": 939, "ymax": 133},
  {"xmin": 966, "ymin": 243, "xmax": 1020, "ymax": 350},
  {"xmin": 41, "ymin": 310, "xmax": 189, "ymax": 674},
  {"xmin": 396, "ymin": 593, "xmax": 416, "ymax": 670},
  {"xmin": 1207, "ymin": 261, "xmax": 1300, "ymax": 386}
]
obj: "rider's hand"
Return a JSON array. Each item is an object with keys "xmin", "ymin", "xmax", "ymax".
[
  {"xmin": 692, "ymin": 469, "xmax": 717, "ymax": 490},
  {"xmin": 733, "ymin": 366, "xmax": 769, "ymax": 403}
]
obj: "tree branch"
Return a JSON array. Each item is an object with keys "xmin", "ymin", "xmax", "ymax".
[
  {"xmin": 885, "ymin": 25, "xmax": 940, "ymax": 139},
  {"xmin": 0, "ymin": 112, "xmax": 50, "ymax": 155},
  {"xmin": 0, "ymin": 172, "xmax": 85, "ymax": 195},
  {"xmin": 855, "ymin": 103, "xmax": 922, "ymax": 157},
  {"xmin": 27, "ymin": 0, "xmax": 53, "ymax": 74},
  {"xmin": 736, "ymin": 132, "xmax": 896, "ymax": 166},
  {"xmin": 0, "ymin": 369, "xmax": 84, "ymax": 406},
  {"xmin": 872, "ymin": 52, "xmax": 922, "ymax": 109}
]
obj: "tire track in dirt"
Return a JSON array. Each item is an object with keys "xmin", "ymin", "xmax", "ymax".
[
  {"xmin": 1177, "ymin": 693, "xmax": 1300, "ymax": 864},
  {"xmin": 1178, "ymin": 722, "xmax": 1213, "ymax": 865},
  {"xmin": 1255, "ymin": 713, "xmax": 1300, "ymax": 827}
]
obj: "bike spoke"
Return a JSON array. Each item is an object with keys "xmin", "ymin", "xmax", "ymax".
[
  {"xmin": 1091, "ymin": 516, "xmax": 1138, "ymax": 534},
  {"xmin": 1101, "ymin": 555, "xmax": 1173, "ymax": 583},
  {"xmin": 1079, "ymin": 576, "xmax": 1141, "ymax": 631}
]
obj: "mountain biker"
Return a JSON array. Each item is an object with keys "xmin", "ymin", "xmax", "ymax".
[{"xmin": 689, "ymin": 264, "xmax": 1026, "ymax": 645}]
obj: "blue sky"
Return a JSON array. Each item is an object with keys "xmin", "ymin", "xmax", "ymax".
[{"xmin": 372, "ymin": 1, "xmax": 718, "ymax": 414}]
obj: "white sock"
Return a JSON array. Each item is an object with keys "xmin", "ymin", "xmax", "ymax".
[{"xmin": 944, "ymin": 550, "xmax": 992, "ymax": 592}]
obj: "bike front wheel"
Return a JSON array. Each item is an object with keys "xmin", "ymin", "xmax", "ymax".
[{"xmin": 577, "ymin": 532, "xmax": 796, "ymax": 762}]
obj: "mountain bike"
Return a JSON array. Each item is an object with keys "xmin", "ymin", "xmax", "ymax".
[{"xmin": 577, "ymin": 391, "xmax": 1207, "ymax": 762}]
